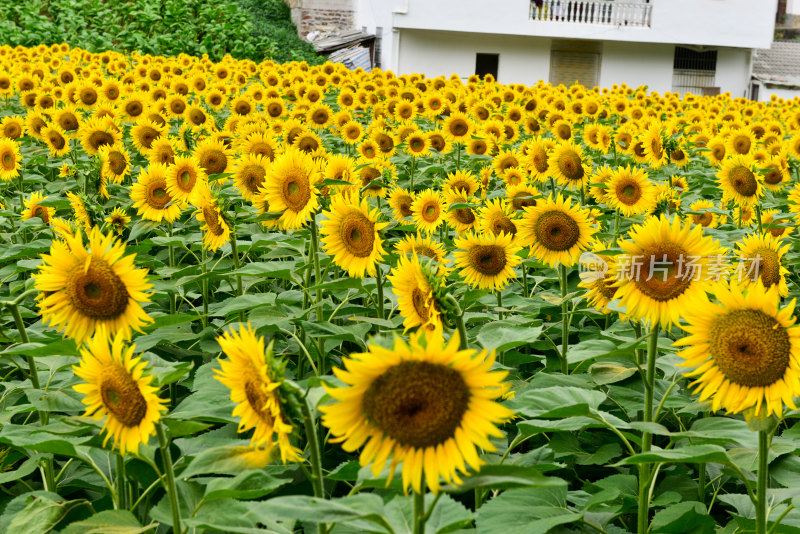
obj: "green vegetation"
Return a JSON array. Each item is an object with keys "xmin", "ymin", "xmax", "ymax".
[{"xmin": 0, "ymin": 0, "xmax": 322, "ymax": 64}]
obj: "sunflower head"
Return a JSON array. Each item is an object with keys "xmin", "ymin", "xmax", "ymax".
[{"xmin": 518, "ymin": 194, "xmax": 596, "ymax": 268}]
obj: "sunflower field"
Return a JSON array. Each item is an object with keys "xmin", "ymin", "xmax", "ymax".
[{"xmin": 3, "ymin": 42, "xmax": 800, "ymax": 534}]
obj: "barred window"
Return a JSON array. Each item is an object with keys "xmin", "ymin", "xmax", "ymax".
[{"xmin": 672, "ymin": 46, "xmax": 718, "ymax": 95}]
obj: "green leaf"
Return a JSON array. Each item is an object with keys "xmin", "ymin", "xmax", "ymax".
[
  {"xmin": 477, "ymin": 321, "xmax": 543, "ymax": 352},
  {"xmin": 446, "ymin": 465, "xmax": 566, "ymax": 492},
  {"xmin": 507, "ymin": 386, "xmax": 607, "ymax": 418},
  {"xmin": 181, "ymin": 445, "xmax": 275, "ymax": 478},
  {"xmin": 202, "ymin": 470, "xmax": 291, "ymax": 502},
  {"xmin": 476, "ymin": 486, "xmax": 582, "ymax": 534},
  {"xmin": 60, "ymin": 510, "xmax": 149, "ymax": 534},
  {"xmin": 616, "ymin": 445, "xmax": 731, "ymax": 466},
  {"xmin": 3, "ymin": 492, "xmax": 87, "ymax": 534},
  {"xmin": 651, "ymin": 501, "xmax": 715, "ymax": 534},
  {"xmin": 208, "ymin": 294, "xmax": 277, "ymax": 317},
  {"xmin": 425, "ymin": 494, "xmax": 474, "ymax": 534},
  {"xmin": 234, "ymin": 261, "xmax": 297, "ymax": 280},
  {"xmin": 589, "ymin": 362, "xmax": 637, "ymax": 385}
]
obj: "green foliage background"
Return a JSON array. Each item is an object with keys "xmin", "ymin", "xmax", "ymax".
[{"xmin": 0, "ymin": 0, "xmax": 323, "ymax": 64}]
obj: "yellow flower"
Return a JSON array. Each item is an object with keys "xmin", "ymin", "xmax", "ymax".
[
  {"xmin": 517, "ymin": 194, "xmax": 596, "ymax": 268},
  {"xmin": 130, "ymin": 163, "xmax": 183, "ymax": 223},
  {"xmin": 453, "ymin": 231, "xmax": 522, "ymax": 291},
  {"xmin": 319, "ymin": 194, "xmax": 387, "ymax": 278},
  {"xmin": 262, "ymin": 146, "xmax": 320, "ymax": 230}
]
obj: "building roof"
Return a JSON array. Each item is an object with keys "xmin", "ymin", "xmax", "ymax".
[{"xmin": 753, "ymin": 40, "xmax": 800, "ymax": 87}]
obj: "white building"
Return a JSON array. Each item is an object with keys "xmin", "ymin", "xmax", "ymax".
[{"xmin": 350, "ymin": 0, "xmax": 778, "ymax": 96}]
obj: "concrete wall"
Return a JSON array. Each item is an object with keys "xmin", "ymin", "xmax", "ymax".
[
  {"xmin": 394, "ymin": 29, "xmax": 752, "ymax": 96},
  {"xmin": 392, "ymin": 0, "xmax": 777, "ymax": 49},
  {"xmin": 753, "ymin": 82, "xmax": 800, "ymax": 102}
]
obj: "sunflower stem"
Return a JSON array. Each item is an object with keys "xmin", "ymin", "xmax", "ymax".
[
  {"xmin": 559, "ymin": 265, "xmax": 570, "ymax": 375},
  {"xmin": 375, "ymin": 264, "xmax": 385, "ymax": 320},
  {"xmin": 230, "ymin": 226, "xmax": 244, "ymax": 322},
  {"xmin": 309, "ymin": 214, "xmax": 324, "ymax": 323},
  {"xmin": 521, "ymin": 261, "xmax": 529, "ymax": 298},
  {"xmin": 168, "ymin": 223, "xmax": 176, "ymax": 316},
  {"xmin": 300, "ymin": 396, "xmax": 327, "ymax": 534},
  {"xmin": 612, "ymin": 209, "xmax": 621, "ymax": 247},
  {"xmin": 410, "ymin": 157, "xmax": 415, "ymax": 190},
  {"xmin": 755, "ymin": 204, "xmax": 764, "ymax": 235},
  {"xmin": 637, "ymin": 323, "xmax": 660, "ymax": 534},
  {"xmin": 155, "ymin": 422, "xmax": 183, "ymax": 534},
  {"xmin": 116, "ymin": 454, "xmax": 127, "ymax": 510},
  {"xmin": 201, "ymin": 245, "xmax": 208, "ymax": 329},
  {"xmin": 456, "ymin": 143, "xmax": 461, "ymax": 171},
  {"xmin": 413, "ymin": 490, "xmax": 426, "ymax": 534},
  {"xmin": 756, "ymin": 430, "xmax": 769, "ymax": 534},
  {"xmin": 496, "ymin": 291, "xmax": 503, "ymax": 320}
]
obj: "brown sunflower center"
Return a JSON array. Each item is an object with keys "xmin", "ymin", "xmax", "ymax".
[
  {"xmin": 189, "ymin": 109, "xmax": 206, "ymax": 125},
  {"xmin": 100, "ymin": 364, "xmax": 148, "ymax": 427},
  {"xmin": 59, "ymin": 113, "xmax": 79, "ymax": 131},
  {"xmin": 1, "ymin": 152, "xmax": 13, "ymax": 169},
  {"xmin": 729, "ymin": 166, "xmax": 757, "ymax": 197},
  {"xmin": 241, "ymin": 165, "xmax": 265, "ymax": 194},
  {"xmin": 632, "ymin": 242, "xmax": 692, "ymax": 302},
  {"xmin": 3, "ymin": 123, "xmax": 21, "ymax": 138},
  {"xmin": 362, "ymin": 361, "xmax": 470, "ymax": 448},
  {"xmin": 421, "ymin": 202, "xmax": 440, "ymax": 222},
  {"xmin": 145, "ymin": 180, "xmax": 171, "ymax": 210},
  {"xmin": 453, "ymin": 207, "xmax": 476, "ymax": 225},
  {"xmin": 281, "ymin": 169, "xmax": 311, "ymax": 211},
  {"xmin": 202, "ymin": 206, "xmax": 225, "ymax": 236},
  {"xmin": 556, "ymin": 124, "xmax": 571, "ymax": 139},
  {"xmin": 470, "ymin": 140, "xmax": 488, "ymax": 155},
  {"xmin": 764, "ymin": 167, "xmax": 783, "ymax": 185},
  {"xmin": 511, "ymin": 191, "xmax": 536, "ymax": 211},
  {"xmin": 339, "ymin": 211, "xmax": 375, "ymax": 257},
  {"xmin": 411, "ymin": 287, "xmax": 431, "ymax": 323},
  {"xmin": 732, "ymin": 135, "xmax": 751, "ymax": 154},
  {"xmin": 557, "ymin": 150, "xmax": 584, "ymax": 181},
  {"xmin": 244, "ymin": 379, "xmax": 273, "ymax": 422},
  {"xmin": 48, "ymin": 131, "xmax": 66, "ymax": 150},
  {"xmin": 65, "ymin": 257, "xmax": 129, "ymax": 319},
  {"xmin": 170, "ymin": 99, "xmax": 186, "ymax": 114},
  {"xmin": 125, "ymin": 101, "xmax": 142, "ymax": 117},
  {"xmin": 449, "ymin": 119, "xmax": 468, "ymax": 137},
  {"xmin": 30, "ymin": 205, "xmax": 49, "ymax": 223},
  {"xmin": 199, "ymin": 149, "xmax": 227, "ymax": 175},
  {"xmin": 616, "ymin": 180, "xmax": 642, "ymax": 205},
  {"xmin": 88, "ymin": 131, "xmax": 114, "ymax": 150},
  {"xmin": 467, "ymin": 244, "xmax": 507, "ymax": 275},
  {"xmin": 532, "ymin": 149, "xmax": 549, "ymax": 173},
  {"xmin": 396, "ymin": 195, "xmax": 413, "ymax": 217},
  {"xmin": 711, "ymin": 144, "xmax": 725, "ymax": 160},
  {"xmin": 632, "ymin": 141, "xmax": 646, "ymax": 158},
  {"xmin": 250, "ymin": 143, "xmax": 274, "ymax": 160},
  {"xmin": 693, "ymin": 212, "xmax": 713, "ymax": 227},
  {"xmin": 267, "ymin": 103, "xmax": 283, "ymax": 117},
  {"xmin": 499, "ymin": 156, "xmax": 519, "ymax": 171},
  {"xmin": 429, "ymin": 134, "xmax": 445, "ymax": 152},
  {"xmin": 107, "ymin": 151, "xmax": 127, "ymax": 175},
  {"xmin": 748, "ymin": 247, "xmax": 781, "ymax": 288},
  {"xmin": 533, "ymin": 210, "xmax": 580, "ymax": 251},
  {"xmin": 709, "ymin": 309, "xmax": 791, "ymax": 387},
  {"xmin": 491, "ymin": 215, "xmax": 517, "ymax": 236},
  {"xmin": 136, "ymin": 126, "xmax": 159, "ymax": 149},
  {"xmin": 297, "ymin": 136, "xmax": 319, "ymax": 153}
]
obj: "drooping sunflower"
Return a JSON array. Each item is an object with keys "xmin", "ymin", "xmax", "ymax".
[
  {"xmin": 66, "ymin": 191, "xmax": 93, "ymax": 231},
  {"xmin": 320, "ymin": 194, "xmax": 387, "ymax": 278},
  {"xmin": 105, "ymin": 207, "xmax": 130, "ymax": 235},
  {"xmin": 605, "ymin": 165, "xmax": 657, "ymax": 216},
  {"xmin": 388, "ymin": 187, "xmax": 415, "ymax": 220},
  {"xmin": 195, "ymin": 193, "xmax": 231, "ymax": 252},
  {"xmin": 72, "ymin": 326, "xmax": 167, "ymax": 455},
  {"xmin": 760, "ymin": 156, "xmax": 790, "ymax": 192},
  {"xmin": 453, "ymin": 231, "xmax": 522, "ymax": 291},
  {"xmin": 130, "ymin": 163, "xmax": 183, "ymax": 223},
  {"xmin": 735, "ymin": 232, "xmax": 790, "ymax": 297},
  {"xmin": 321, "ymin": 329, "xmax": 512, "ymax": 494},
  {"xmin": 612, "ymin": 215, "xmax": 724, "ymax": 329},
  {"xmin": 676, "ymin": 280, "xmax": 800, "ymax": 418},
  {"xmin": 477, "ymin": 198, "xmax": 519, "ymax": 240},
  {"xmin": 214, "ymin": 323, "xmax": 301, "ymax": 464},
  {"xmin": 387, "ymin": 254, "xmax": 443, "ymax": 333},
  {"xmin": 0, "ymin": 138, "xmax": 22, "ymax": 181},
  {"xmin": 229, "ymin": 153, "xmax": 270, "ymax": 202},
  {"xmin": 717, "ymin": 155, "xmax": 763, "ymax": 207},
  {"xmin": 547, "ymin": 140, "xmax": 588, "ymax": 189},
  {"xmin": 642, "ymin": 123, "xmax": 668, "ymax": 168},
  {"xmin": 261, "ymin": 147, "xmax": 320, "ymax": 230},
  {"xmin": 395, "ymin": 233, "xmax": 450, "ymax": 273},
  {"xmin": 445, "ymin": 193, "xmax": 478, "ymax": 234},
  {"xmin": 689, "ymin": 200, "xmax": 722, "ymax": 228},
  {"xmin": 42, "ymin": 124, "xmax": 70, "ymax": 157},
  {"xmin": 98, "ymin": 143, "xmax": 131, "ymax": 184},
  {"xmin": 34, "ymin": 227, "xmax": 153, "ymax": 343},
  {"xmin": 411, "ymin": 189, "xmax": 446, "ymax": 234},
  {"xmin": 518, "ymin": 194, "xmax": 596, "ymax": 268},
  {"xmin": 22, "ymin": 191, "xmax": 53, "ymax": 224}
]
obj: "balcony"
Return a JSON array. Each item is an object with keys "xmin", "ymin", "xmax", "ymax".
[{"xmin": 530, "ymin": 0, "xmax": 652, "ymax": 27}]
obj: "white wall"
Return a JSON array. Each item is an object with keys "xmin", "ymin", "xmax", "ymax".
[
  {"xmin": 355, "ymin": 0, "xmax": 395, "ymax": 69},
  {"xmin": 391, "ymin": 0, "xmax": 777, "ymax": 49},
  {"xmin": 715, "ymin": 47, "xmax": 752, "ymax": 98},
  {"xmin": 599, "ymin": 41, "xmax": 673, "ymax": 93},
  {"xmin": 396, "ymin": 29, "xmax": 551, "ymax": 85},
  {"xmin": 787, "ymin": 0, "xmax": 800, "ymax": 15},
  {"xmin": 753, "ymin": 82, "xmax": 800, "ymax": 102}
]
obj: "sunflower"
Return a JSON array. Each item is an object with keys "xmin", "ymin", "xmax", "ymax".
[
  {"xmin": 130, "ymin": 163, "xmax": 183, "ymax": 223},
  {"xmin": 717, "ymin": 155, "xmax": 763, "ymax": 207},
  {"xmin": 465, "ymin": 137, "xmax": 491, "ymax": 156},
  {"xmin": 387, "ymin": 254, "xmax": 443, "ymax": 333},
  {"xmin": 388, "ymin": 187, "xmax": 415, "ymax": 220},
  {"xmin": 80, "ymin": 117, "xmax": 121, "ymax": 155},
  {"xmin": 0, "ymin": 116, "xmax": 24, "ymax": 139},
  {"xmin": 130, "ymin": 119, "xmax": 164, "ymax": 154},
  {"xmin": 642, "ymin": 123, "xmax": 668, "ymax": 168},
  {"xmin": 262, "ymin": 146, "xmax": 319, "ymax": 230},
  {"xmin": 166, "ymin": 155, "xmax": 209, "ymax": 206},
  {"xmin": 689, "ymin": 200, "xmax": 722, "ymax": 228},
  {"xmin": 67, "ymin": 191, "xmax": 93, "ymax": 231},
  {"xmin": 676, "ymin": 280, "xmax": 800, "ymax": 418},
  {"xmin": 98, "ymin": 143, "xmax": 131, "ymax": 184},
  {"xmin": 492, "ymin": 149, "xmax": 521, "ymax": 176},
  {"xmin": 726, "ymin": 129, "xmax": 755, "ymax": 156},
  {"xmin": 453, "ymin": 232, "xmax": 522, "ymax": 291},
  {"xmin": 427, "ymin": 130, "xmax": 452, "ymax": 154},
  {"xmin": 341, "ymin": 120, "xmax": 364, "ymax": 145},
  {"xmin": 411, "ymin": 189, "xmax": 446, "ymax": 234},
  {"xmin": 395, "ymin": 234, "xmax": 450, "ymax": 272},
  {"xmin": 239, "ymin": 131, "xmax": 278, "ymax": 161},
  {"xmin": 42, "ymin": 124, "xmax": 70, "ymax": 157},
  {"xmin": 525, "ymin": 139, "xmax": 552, "ymax": 182},
  {"xmin": 321, "ymin": 329, "xmax": 512, "ymax": 494},
  {"xmin": 405, "ymin": 130, "xmax": 430, "ymax": 157},
  {"xmin": 34, "ymin": 227, "xmax": 153, "ymax": 343},
  {"xmin": 214, "ymin": 323, "xmax": 301, "ymax": 463},
  {"xmin": 579, "ymin": 253, "xmax": 623, "ymax": 316},
  {"xmin": 548, "ymin": 140, "xmax": 587, "ymax": 189},
  {"xmin": 477, "ymin": 198, "xmax": 518, "ymax": 239},
  {"xmin": 444, "ymin": 170, "xmax": 480, "ymax": 200},
  {"xmin": 105, "ymin": 207, "xmax": 130, "ymax": 235},
  {"xmin": 72, "ymin": 327, "xmax": 166, "ymax": 455},
  {"xmin": 507, "ymin": 183, "xmax": 539, "ymax": 212},
  {"xmin": 605, "ymin": 166, "xmax": 657, "ymax": 216},
  {"xmin": 760, "ymin": 156, "xmax": 790, "ymax": 192},
  {"xmin": 735, "ymin": 232, "xmax": 790, "ymax": 297},
  {"xmin": 705, "ymin": 136, "xmax": 727, "ymax": 167},
  {"xmin": 320, "ymin": 194, "xmax": 387, "ymax": 278},
  {"xmin": 22, "ymin": 191, "xmax": 53, "ymax": 224},
  {"xmin": 518, "ymin": 194, "xmax": 596, "ymax": 268},
  {"xmin": 230, "ymin": 154, "xmax": 269, "ymax": 202},
  {"xmin": 195, "ymin": 193, "xmax": 231, "ymax": 252},
  {"xmin": 612, "ymin": 215, "xmax": 724, "ymax": 329},
  {"xmin": 194, "ymin": 139, "xmax": 230, "ymax": 176},
  {"xmin": 0, "ymin": 138, "xmax": 22, "ymax": 181},
  {"xmin": 445, "ymin": 193, "xmax": 478, "ymax": 234},
  {"xmin": 54, "ymin": 106, "xmax": 81, "ymax": 134},
  {"xmin": 443, "ymin": 111, "xmax": 473, "ymax": 141}
]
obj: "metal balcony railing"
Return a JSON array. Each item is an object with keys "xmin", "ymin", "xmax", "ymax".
[{"xmin": 530, "ymin": 0, "xmax": 652, "ymax": 27}]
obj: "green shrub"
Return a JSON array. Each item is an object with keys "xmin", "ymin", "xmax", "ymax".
[{"xmin": 0, "ymin": 0, "xmax": 322, "ymax": 64}]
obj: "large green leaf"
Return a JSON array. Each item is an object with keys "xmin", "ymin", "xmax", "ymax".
[
  {"xmin": 476, "ymin": 485, "xmax": 582, "ymax": 534},
  {"xmin": 477, "ymin": 321, "xmax": 544, "ymax": 352},
  {"xmin": 60, "ymin": 510, "xmax": 151, "ymax": 534},
  {"xmin": 507, "ymin": 386, "xmax": 607, "ymax": 418},
  {"xmin": 616, "ymin": 445, "xmax": 732, "ymax": 466}
]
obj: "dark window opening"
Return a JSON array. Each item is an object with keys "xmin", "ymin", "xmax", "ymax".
[
  {"xmin": 476, "ymin": 53, "xmax": 499, "ymax": 80},
  {"xmin": 672, "ymin": 46, "xmax": 718, "ymax": 94}
]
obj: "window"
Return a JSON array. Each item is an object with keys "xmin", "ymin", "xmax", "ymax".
[
  {"xmin": 475, "ymin": 53, "xmax": 499, "ymax": 80},
  {"xmin": 672, "ymin": 46, "xmax": 717, "ymax": 95},
  {"xmin": 549, "ymin": 40, "xmax": 601, "ymax": 88}
]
